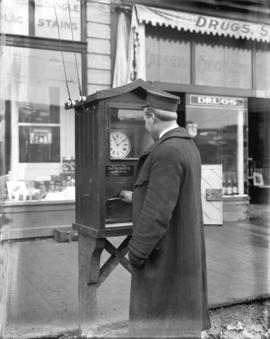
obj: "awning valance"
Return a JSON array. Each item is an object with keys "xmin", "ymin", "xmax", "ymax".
[
  {"xmin": 135, "ymin": 4, "xmax": 270, "ymax": 43},
  {"xmin": 112, "ymin": 4, "xmax": 270, "ymax": 88}
]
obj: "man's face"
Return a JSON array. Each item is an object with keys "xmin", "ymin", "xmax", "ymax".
[{"xmin": 144, "ymin": 108, "xmax": 158, "ymax": 140}]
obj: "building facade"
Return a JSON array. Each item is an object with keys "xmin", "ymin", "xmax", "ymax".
[
  {"xmin": 0, "ymin": 0, "xmax": 269, "ymax": 335},
  {"xmin": 1, "ymin": 1, "xmax": 269, "ymax": 240}
]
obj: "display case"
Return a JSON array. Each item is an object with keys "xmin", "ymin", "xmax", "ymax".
[{"xmin": 106, "ymin": 107, "xmax": 152, "ymax": 223}]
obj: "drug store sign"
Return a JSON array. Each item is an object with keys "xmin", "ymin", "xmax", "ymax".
[{"xmin": 189, "ymin": 95, "xmax": 245, "ymax": 108}]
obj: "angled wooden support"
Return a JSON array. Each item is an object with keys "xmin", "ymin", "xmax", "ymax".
[{"xmin": 98, "ymin": 235, "xmax": 132, "ymax": 287}]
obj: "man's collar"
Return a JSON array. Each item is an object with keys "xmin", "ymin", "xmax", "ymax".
[
  {"xmin": 159, "ymin": 123, "xmax": 179, "ymax": 139},
  {"xmin": 139, "ymin": 125, "xmax": 191, "ymax": 158}
]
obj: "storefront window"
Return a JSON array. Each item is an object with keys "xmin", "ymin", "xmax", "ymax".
[
  {"xmin": 146, "ymin": 26, "xmax": 191, "ymax": 84},
  {"xmin": 195, "ymin": 42, "xmax": 252, "ymax": 89},
  {"xmin": 1, "ymin": 0, "xmax": 81, "ymax": 40},
  {"xmin": 0, "ymin": 46, "xmax": 81, "ymax": 201},
  {"xmin": 186, "ymin": 94, "xmax": 248, "ymax": 196},
  {"xmin": 1, "ymin": 0, "xmax": 29, "ymax": 35},
  {"xmin": 255, "ymin": 49, "xmax": 270, "ymax": 92}
]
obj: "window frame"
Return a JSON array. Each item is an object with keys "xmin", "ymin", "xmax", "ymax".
[{"xmin": 1, "ymin": 0, "xmax": 87, "ymax": 168}]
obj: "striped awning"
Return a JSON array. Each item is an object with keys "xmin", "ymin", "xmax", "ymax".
[{"xmin": 135, "ymin": 4, "xmax": 270, "ymax": 43}]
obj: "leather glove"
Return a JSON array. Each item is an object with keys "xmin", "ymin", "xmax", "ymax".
[{"xmin": 128, "ymin": 251, "xmax": 145, "ymax": 269}]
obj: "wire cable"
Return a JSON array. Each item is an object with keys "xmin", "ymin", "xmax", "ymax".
[
  {"xmin": 53, "ymin": 0, "xmax": 72, "ymax": 102},
  {"xmin": 66, "ymin": 0, "xmax": 83, "ymax": 99}
]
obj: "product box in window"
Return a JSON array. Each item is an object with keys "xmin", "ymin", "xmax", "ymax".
[{"xmin": 62, "ymin": 156, "xmax": 75, "ymax": 174}]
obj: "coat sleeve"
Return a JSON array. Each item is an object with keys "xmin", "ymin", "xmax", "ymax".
[{"xmin": 129, "ymin": 144, "xmax": 183, "ymax": 259}]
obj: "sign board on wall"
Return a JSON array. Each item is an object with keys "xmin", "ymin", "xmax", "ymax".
[{"xmin": 189, "ymin": 95, "xmax": 246, "ymax": 108}]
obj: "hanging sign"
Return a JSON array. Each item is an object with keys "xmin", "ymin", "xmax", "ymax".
[
  {"xmin": 1, "ymin": 0, "xmax": 29, "ymax": 35},
  {"xmin": 35, "ymin": 0, "xmax": 81, "ymax": 40}
]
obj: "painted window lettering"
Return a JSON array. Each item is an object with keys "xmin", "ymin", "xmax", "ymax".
[
  {"xmin": 1, "ymin": 13, "xmax": 24, "ymax": 24},
  {"xmin": 146, "ymin": 51, "xmax": 159, "ymax": 67},
  {"xmin": 160, "ymin": 54, "xmax": 186, "ymax": 67},
  {"xmin": 146, "ymin": 50, "xmax": 186, "ymax": 68},
  {"xmin": 197, "ymin": 56, "xmax": 247, "ymax": 75},
  {"xmin": 35, "ymin": 0, "xmax": 80, "ymax": 12},
  {"xmin": 38, "ymin": 19, "xmax": 78, "ymax": 30},
  {"xmin": 14, "ymin": 0, "xmax": 28, "ymax": 4}
]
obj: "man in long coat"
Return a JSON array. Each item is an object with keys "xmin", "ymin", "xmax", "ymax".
[{"xmin": 126, "ymin": 89, "xmax": 211, "ymax": 337}]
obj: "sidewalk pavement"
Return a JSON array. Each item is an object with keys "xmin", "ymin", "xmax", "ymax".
[{"xmin": 2, "ymin": 204, "xmax": 270, "ymax": 338}]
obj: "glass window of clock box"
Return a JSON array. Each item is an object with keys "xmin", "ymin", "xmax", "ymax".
[
  {"xmin": 1, "ymin": 0, "xmax": 81, "ymax": 41},
  {"xmin": 106, "ymin": 108, "xmax": 153, "ymax": 224},
  {"xmin": 0, "ymin": 46, "xmax": 80, "ymax": 202},
  {"xmin": 109, "ymin": 108, "xmax": 153, "ymax": 159},
  {"xmin": 186, "ymin": 95, "xmax": 248, "ymax": 196}
]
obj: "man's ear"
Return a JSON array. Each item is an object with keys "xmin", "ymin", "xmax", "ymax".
[{"xmin": 149, "ymin": 111, "xmax": 158, "ymax": 123}]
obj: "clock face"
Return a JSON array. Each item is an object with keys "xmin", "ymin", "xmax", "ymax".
[{"xmin": 110, "ymin": 131, "xmax": 131, "ymax": 159}]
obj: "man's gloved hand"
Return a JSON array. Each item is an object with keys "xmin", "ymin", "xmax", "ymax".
[{"xmin": 128, "ymin": 251, "xmax": 145, "ymax": 268}]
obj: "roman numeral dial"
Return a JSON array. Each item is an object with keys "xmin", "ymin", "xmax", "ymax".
[{"xmin": 110, "ymin": 131, "xmax": 131, "ymax": 159}]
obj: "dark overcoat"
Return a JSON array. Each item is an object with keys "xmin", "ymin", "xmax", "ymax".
[{"xmin": 128, "ymin": 127, "xmax": 210, "ymax": 337}]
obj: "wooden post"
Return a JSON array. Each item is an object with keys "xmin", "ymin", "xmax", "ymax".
[{"xmin": 78, "ymin": 233, "xmax": 105, "ymax": 337}]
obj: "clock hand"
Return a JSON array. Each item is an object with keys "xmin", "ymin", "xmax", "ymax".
[{"xmin": 115, "ymin": 137, "xmax": 125, "ymax": 146}]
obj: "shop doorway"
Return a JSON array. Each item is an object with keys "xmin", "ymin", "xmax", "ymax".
[
  {"xmin": 185, "ymin": 94, "xmax": 248, "ymax": 197},
  {"xmin": 248, "ymin": 98, "xmax": 270, "ymax": 204}
]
